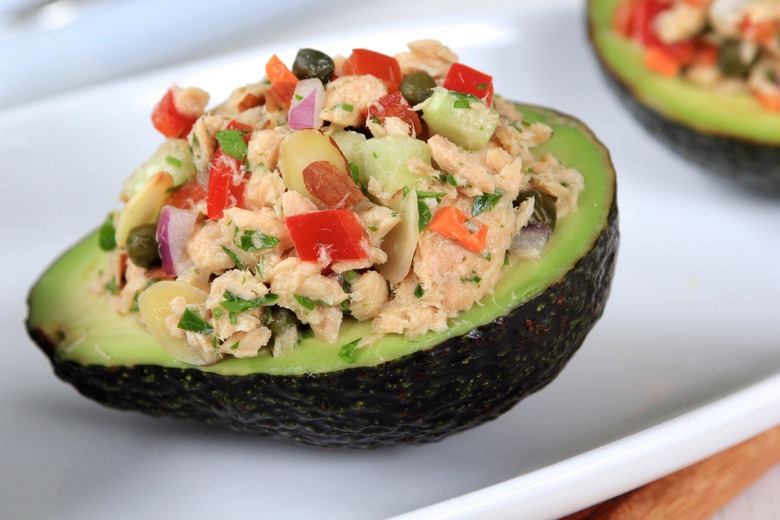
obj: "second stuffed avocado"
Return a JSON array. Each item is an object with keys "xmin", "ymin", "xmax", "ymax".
[{"xmin": 588, "ymin": 0, "xmax": 780, "ymax": 194}]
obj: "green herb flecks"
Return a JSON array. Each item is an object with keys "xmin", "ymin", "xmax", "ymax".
[
  {"xmin": 335, "ymin": 103, "xmax": 354, "ymax": 113},
  {"xmin": 294, "ymin": 294, "xmax": 316, "ymax": 310},
  {"xmin": 221, "ymin": 246, "xmax": 244, "ymax": 270},
  {"xmin": 439, "ymin": 173, "xmax": 457, "ymax": 186},
  {"xmin": 237, "ymin": 229, "xmax": 280, "ymax": 252},
  {"xmin": 341, "ymin": 270, "xmax": 358, "ymax": 292},
  {"xmin": 98, "ymin": 213, "xmax": 117, "ymax": 251},
  {"xmin": 165, "ymin": 155, "xmax": 183, "ymax": 168},
  {"xmin": 220, "ymin": 291, "xmax": 279, "ymax": 313},
  {"xmin": 216, "ymin": 129, "xmax": 249, "ymax": 162},
  {"xmin": 104, "ymin": 277, "xmax": 117, "ymax": 295},
  {"xmin": 417, "ymin": 199, "xmax": 432, "ymax": 231},
  {"xmin": 452, "ymin": 92, "xmax": 479, "ymax": 109},
  {"xmin": 472, "ymin": 191, "xmax": 503, "ymax": 216},
  {"xmin": 177, "ymin": 308, "xmax": 214, "ymax": 335},
  {"xmin": 414, "ymin": 284, "xmax": 424, "ymax": 298},
  {"xmin": 349, "ymin": 162, "xmax": 361, "ymax": 185},
  {"xmin": 338, "ymin": 338, "xmax": 361, "ymax": 363},
  {"xmin": 416, "ymin": 191, "xmax": 446, "ymax": 201}
]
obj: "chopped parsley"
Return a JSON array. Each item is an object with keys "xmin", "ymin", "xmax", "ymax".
[
  {"xmin": 439, "ymin": 173, "xmax": 457, "ymax": 186},
  {"xmin": 338, "ymin": 338, "xmax": 361, "ymax": 363},
  {"xmin": 414, "ymin": 283, "xmax": 424, "ymax": 298},
  {"xmin": 165, "ymin": 155, "xmax": 183, "ymax": 168},
  {"xmin": 104, "ymin": 277, "xmax": 117, "ymax": 295},
  {"xmin": 221, "ymin": 246, "xmax": 244, "ymax": 269},
  {"xmin": 452, "ymin": 92, "xmax": 478, "ymax": 109},
  {"xmin": 237, "ymin": 229, "xmax": 280, "ymax": 251},
  {"xmin": 416, "ymin": 191, "xmax": 446, "ymax": 201},
  {"xmin": 294, "ymin": 294, "xmax": 316, "ymax": 310},
  {"xmin": 349, "ymin": 162, "xmax": 361, "ymax": 185},
  {"xmin": 98, "ymin": 213, "xmax": 117, "ymax": 251},
  {"xmin": 220, "ymin": 291, "xmax": 279, "ymax": 313},
  {"xmin": 472, "ymin": 191, "xmax": 503, "ymax": 216},
  {"xmin": 341, "ymin": 270, "xmax": 358, "ymax": 291},
  {"xmin": 177, "ymin": 308, "xmax": 213, "ymax": 335},
  {"xmin": 216, "ymin": 129, "xmax": 248, "ymax": 162},
  {"xmin": 417, "ymin": 199, "xmax": 432, "ymax": 231}
]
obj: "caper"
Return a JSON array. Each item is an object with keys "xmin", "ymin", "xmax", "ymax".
[
  {"xmin": 265, "ymin": 306, "xmax": 298, "ymax": 336},
  {"xmin": 292, "ymin": 48, "xmax": 335, "ymax": 85},
  {"xmin": 516, "ymin": 190, "xmax": 557, "ymax": 231},
  {"xmin": 717, "ymin": 39, "xmax": 755, "ymax": 78},
  {"xmin": 400, "ymin": 71, "xmax": 436, "ymax": 106},
  {"xmin": 126, "ymin": 223, "xmax": 160, "ymax": 269}
]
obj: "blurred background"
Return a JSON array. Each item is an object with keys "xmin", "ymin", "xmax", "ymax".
[{"xmin": 1, "ymin": 0, "xmax": 523, "ymax": 109}]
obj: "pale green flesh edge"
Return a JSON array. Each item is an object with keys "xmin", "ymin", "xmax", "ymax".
[
  {"xmin": 28, "ymin": 104, "xmax": 614, "ymax": 376},
  {"xmin": 590, "ymin": 0, "xmax": 780, "ymax": 143}
]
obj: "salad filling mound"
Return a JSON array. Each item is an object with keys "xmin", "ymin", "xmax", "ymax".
[
  {"xmin": 615, "ymin": 0, "xmax": 780, "ymax": 109},
  {"xmin": 99, "ymin": 40, "xmax": 584, "ymax": 366}
]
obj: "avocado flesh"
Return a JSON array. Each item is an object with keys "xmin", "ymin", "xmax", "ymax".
[
  {"xmin": 588, "ymin": 0, "xmax": 780, "ymax": 194},
  {"xmin": 27, "ymin": 103, "xmax": 618, "ymax": 448}
]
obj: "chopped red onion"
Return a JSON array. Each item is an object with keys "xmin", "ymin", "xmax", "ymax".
[
  {"xmin": 157, "ymin": 205, "xmax": 197, "ymax": 276},
  {"xmin": 288, "ymin": 78, "xmax": 325, "ymax": 130}
]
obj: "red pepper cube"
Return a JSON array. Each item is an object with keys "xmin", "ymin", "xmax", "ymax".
[
  {"xmin": 207, "ymin": 149, "xmax": 246, "ymax": 220},
  {"xmin": 365, "ymin": 91, "xmax": 422, "ymax": 136},
  {"xmin": 285, "ymin": 209, "xmax": 368, "ymax": 263},
  {"xmin": 342, "ymin": 48, "xmax": 402, "ymax": 92},
  {"xmin": 151, "ymin": 88, "xmax": 199, "ymax": 138},
  {"xmin": 443, "ymin": 63, "xmax": 494, "ymax": 107}
]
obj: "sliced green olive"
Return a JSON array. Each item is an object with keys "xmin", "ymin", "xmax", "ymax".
[
  {"xmin": 400, "ymin": 71, "xmax": 436, "ymax": 106},
  {"xmin": 717, "ymin": 39, "xmax": 755, "ymax": 78},
  {"xmin": 126, "ymin": 224, "xmax": 160, "ymax": 269},
  {"xmin": 516, "ymin": 189, "xmax": 557, "ymax": 231},
  {"xmin": 292, "ymin": 48, "xmax": 335, "ymax": 85}
]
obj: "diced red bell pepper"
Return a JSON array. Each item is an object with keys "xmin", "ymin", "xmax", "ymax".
[
  {"xmin": 739, "ymin": 14, "xmax": 778, "ymax": 44},
  {"xmin": 443, "ymin": 62, "xmax": 494, "ymax": 107},
  {"xmin": 342, "ymin": 49, "xmax": 402, "ymax": 92},
  {"xmin": 207, "ymin": 148, "xmax": 246, "ymax": 220},
  {"xmin": 167, "ymin": 178, "xmax": 207, "ymax": 210},
  {"xmin": 614, "ymin": 0, "xmax": 695, "ymax": 74},
  {"xmin": 226, "ymin": 119, "xmax": 255, "ymax": 134},
  {"xmin": 285, "ymin": 209, "xmax": 368, "ymax": 263},
  {"xmin": 365, "ymin": 91, "xmax": 423, "ymax": 136},
  {"xmin": 265, "ymin": 54, "xmax": 299, "ymax": 111},
  {"xmin": 151, "ymin": 88, "xmax": 199, "ymax": 139}
]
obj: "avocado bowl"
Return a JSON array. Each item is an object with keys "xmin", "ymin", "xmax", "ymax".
[
  {"xmin": 26, "ymin": 101, "xmax": 617, "ymax": 449},
  {"xmin": 587, "ymin": 0, "xmax": 780, "ymax": 195}
]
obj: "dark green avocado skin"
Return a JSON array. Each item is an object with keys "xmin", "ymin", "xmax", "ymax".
[
  {"xmin": 586, "ymin": 14, "xmax": 780, "ymax": 195},
  {"xmin": 594, "ymin": 62, "xmax": 780, "ymax": 195},
  {"xmin": 30, "ymin": 202, "xmax": 618, "ymax": 449}
]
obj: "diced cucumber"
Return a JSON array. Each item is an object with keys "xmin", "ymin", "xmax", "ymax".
[
  {"xmin": 330, "ymin": 130, "xmax": 366, "ymax": 166},
  {"xmin": 124, "ymin": 139, "xmax": 196, "ymax": 198},
  {"xmin": 422, "ymin": 87, "xmax": 500, "ymax": 151},
  {"xmin": 356, "ymin": 134, "xmax": 431, "ymax": 194}
]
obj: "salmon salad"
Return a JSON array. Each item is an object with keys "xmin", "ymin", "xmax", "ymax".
[{"xmin": 97, "ymin": 40, "xmax": 584, "ymax": 365}]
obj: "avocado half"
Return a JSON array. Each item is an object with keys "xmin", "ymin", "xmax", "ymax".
[
  {"xmin": 26, "ymin": 103, "xmax": 618, "ymax": 449},
  {"xmin": 588, "ymin": 0, "xmax": 780, "ymax": 195}
]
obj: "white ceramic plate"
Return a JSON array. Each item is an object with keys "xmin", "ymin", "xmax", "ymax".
[{"xmin": 3, "ymin": 1, "xmax": 780, "ymax": 519}]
